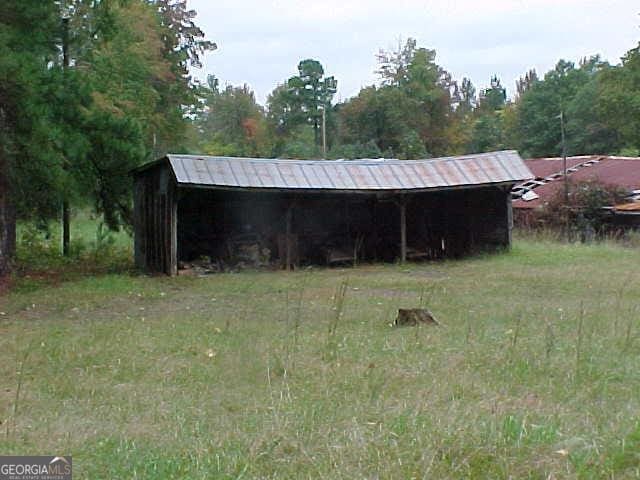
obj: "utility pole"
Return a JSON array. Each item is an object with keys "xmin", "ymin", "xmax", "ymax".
[
  {"xmin": 560, "ymin": 111, "xmax": 568, "ymax": 205},
  {"xmin": 322, "ymin": 106, "xmax": 327, "ymax": 159},
  {"xmin": 153, "ymin": 132, "xmax": 158, "ymax": 160},
  {"xmin": 61, "ymin": 14, "xmax": 70, "ymax": 256},
  {"xmin": 559, "ymin": 110, "xmax": 570, "ymax": 241}
]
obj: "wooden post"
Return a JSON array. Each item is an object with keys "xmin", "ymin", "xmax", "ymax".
[
  {"xmin": 506, "ymin": 187, "xmax": 513, "ymax": 248},
  {"xmin": 372, "ymin": 198, "xmax": 378, "ymax": 261},
  {"xmin": 169, "ymin": 187, "xmax": 178, "ymax": 276},
  {"xmin": 150, "ymin": 187, "xmax": 156, "ymax": 271},
  {"xmin": 285, "ymin": 203, "xmax": 292, "ymax": 271},
  {"xmin": 61, "ymin": 16, "xmax": 70, "ymax": 257},
  {"xmin": 399, "ymin": 197, "xmax": 407, "ymax": 264},
  {"xmin": 133, "ymin": 177, "xmax": 144, "ymax": 271},
  {"xmin": 62, "ymin": 200, "xmax": 70, "ymax": 256},
  {"xmin": 156, "ymin": 193, "xmax": 162, "ymax": 273}
]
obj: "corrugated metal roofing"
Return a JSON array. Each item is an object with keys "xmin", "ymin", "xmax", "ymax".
[
  {"xmin": 524, "ymin": 156, "xmax": 600, "ymax": 180},
  {"xmin": 159, "ymin": 150, "xmax": 531, "ymax": 192},
  {"xmin": 513, "ymin": 156, "xmax": 640, "ymax": 209},
  {"xmin": 614, "ymin": 202, "xmax": 640, "ymax": 212}
]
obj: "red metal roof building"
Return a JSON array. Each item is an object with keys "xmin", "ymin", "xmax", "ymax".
[{"xmin": 513, "ymin": 156, "xmax": 640, "ymax": 210}]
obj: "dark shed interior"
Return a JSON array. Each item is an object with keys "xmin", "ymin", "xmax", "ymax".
[
  {"xmin": 176, "ymin": 187, "xmax": 512, "ymax": 267},
  {"xmin": 132, "ymin": 152, "xmax": 531, "ymax": 275}
]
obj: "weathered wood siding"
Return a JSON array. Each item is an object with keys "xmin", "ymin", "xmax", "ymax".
[
  {"xmin": 133, "ymin": 164, "xmax": 177, "ymax": 275},
  {"xmin": 133, "ymin": 158, "xmax": 514, "ymax": 275}
]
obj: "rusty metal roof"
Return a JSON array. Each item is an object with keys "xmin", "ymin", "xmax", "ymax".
[
  {"xmin": 513, "ymin": 156, "xmax": 640, "ymax": 209},
  {"xmin": 157, "ymin": 150, "xmax": 531, "ymax": 192},
  {"xmin": 614, "ymin": 202, "xmax": 640, "ymax": 212},
  {"xmin": 523, "ymin": 156, "xmax": 601, "ymax": 180}
]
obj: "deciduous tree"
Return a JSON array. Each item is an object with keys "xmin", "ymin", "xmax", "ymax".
[{"xmin": 195, "ymin": 77, "xmax": 270, "ymax": 157}]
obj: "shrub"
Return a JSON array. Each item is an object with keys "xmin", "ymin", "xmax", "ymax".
[
  {"xmin": 539, "ymin": 180, "xmax": 629, "ymax": 237},
  {"xmin": 14, "ymin": 218, "xmax": 132, "ymax": 283}
]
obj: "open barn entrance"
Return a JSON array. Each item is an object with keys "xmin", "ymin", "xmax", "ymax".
[{"xmin": 176, "ymin": 186, "xmax": 512, "ymax": 270}]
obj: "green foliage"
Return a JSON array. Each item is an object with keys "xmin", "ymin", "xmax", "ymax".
[
  {"xmin": 375, "ymin": 37, "xmax": 417, "ymax": 86},
  {"xmin": 14, "ymin": 213, "xmax": 132, "ymax": 284},
  {"xmin": 398, "ymin": 130, "xmax": 427, "ymax": 159},
  {"xmin": 455, "ymin": 77, "xmax": 476, "ymax": 114},
  {"xmin": 469, "ymin": 111, "xmax": 505, "ymax": 153},
  {"xmin": 401, "ymin": 46, "xmax": 453, "ymax": 156},
  {"xmin": 478, "ymin": 75, "xmax": 506, "ymax": 112},
  {"xmin": 569, "ymin": 181, "xmax": 628, "ymax": 232},
  {"xmin": 565, "ymin": 75, "xmax": 621, "ymax": 155},
  {"xmin": 540, "ymin": 180, "xmax": 629, "ymax": 234},
  {"xmin": 342, "ymin": 38, "xmax": 640, "ymax": 161},
  {"xmin": 278, "ymin": 125, "xmax": 318, "ymax": 159},
  {"xmin": 594, "ymin": 43, "xmax": 640, "ymax": 154},
  {"xmin": 195, "ymin": 77, "xmax": 271, "ymax": 157},
  {"xmin": 514, "ymin": 64, "xmax": 571, "ymax": 157},
  {"xmin": 328, "ymin": 140, "xmax": 382, "ymax": 160},
  {"xmin": 152, "ymin": 0, "xmax": 217, "ymax": 153},
  {"xmin": 63, "ymin": 0, "xmax": 206, "ymax": 230},
  {"xmin": 464, "ymin": 76, "xmax": 507, "ymax": 153},
  {"xmin": 266, "ymin": 59, "xmax": 337, "ymax": 154},
  {"xmin": 339, "ymin": 38, "xmax": 455, "ymax": 158},
  {"xmin": 81, "ymin": 110, "xmax": 146, "ymax": 229},
  {"xmin": 266, "ymin": 83, "xmax": 296, "ymax": 139},
  {"xmin": 290, "ymin": 59, "xmax": 337, "ymax": 115},
  {"xmin": 618, "ymin": 146, "xmax": 640, "ymax": 157},
  {"xmin": 2, "ymin": 1, "xmax": 213, "ymax": 245},
  {"xmin": 502, "ymin": 50, "xmax": 640, "ymax": 158},
  {"xmin": 512, "ymin": 57, "xmax": 608, "ymax": 157},
  {"xmin": 338, "ymin": 86, "xmax": 407, "ymax": 156},
  {"xmin": 5, "ymin": 3, "xmax": 640, "ymax": 277},
  {"xmin": 1, "ymin": 1, "xmax": 66, "ymax": 219},
  {"xmin": 515, "ymin": 69, "xmax": 539, "ymax": 98}
]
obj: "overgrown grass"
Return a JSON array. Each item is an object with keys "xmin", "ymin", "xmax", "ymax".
[
  {"xmin": 2, "ymin": 239, "xmax": 640, "ymax": 478},
  {"xmin": 13, "ymin": 210, "xmax": 133, "ymax": 290}
]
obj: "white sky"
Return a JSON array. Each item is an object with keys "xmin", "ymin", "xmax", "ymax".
[{"xmin": 187, "ymin": 0, "xmax": 639, "ymax": 105}]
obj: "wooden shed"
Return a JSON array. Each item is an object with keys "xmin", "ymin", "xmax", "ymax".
[{"xmin": 132, "ymin": 151, "xmax": 532, "ymax": 275}]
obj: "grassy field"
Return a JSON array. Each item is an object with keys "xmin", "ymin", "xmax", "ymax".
[
  {"xmin": 13, "ymin": 210, "xmax": 133, "ymax": 287},
  {"xmin": 16, "ymin": 209, "xmax": 132, "ymax": 251},
  {"xmin": 1, "ymin": 238, "xmax": 640, "ymax": 478}
]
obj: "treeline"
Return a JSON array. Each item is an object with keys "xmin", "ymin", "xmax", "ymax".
[
  {"xmin": 0, "ymin": 0, "xmax": 215, "ymax": 275},
  {"xmin": 191, "ymin": 37, "xmax": 640, "ymax": 162},
  {"xmin": 2, "ymin": 2, "xmax": 640, "ymax": 276}
]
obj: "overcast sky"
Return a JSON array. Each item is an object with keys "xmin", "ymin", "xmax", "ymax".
[{"xmin": 187, "ymin": 0, "xmax": 639, "ymax": 105}]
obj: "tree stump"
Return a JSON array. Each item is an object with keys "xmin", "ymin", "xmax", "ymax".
[{"xmin": 395, "ymin": 308, "xmax": 439, "ymax": 326}]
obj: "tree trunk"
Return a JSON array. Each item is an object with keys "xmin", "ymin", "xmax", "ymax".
[
  {"xmin": 399, "ymin": 198, "xmax": 407, "ymax": 264},
  {"xmin": 0, "ymin": 147, "xmax": 14, "ymax": 280},
  {"xmin": 61, "ymin": 16, "xmax": 71, "ymax": 257},
  {"xmin": 62, "ymin": 200, "xmax": 70, "ymax": 256}
]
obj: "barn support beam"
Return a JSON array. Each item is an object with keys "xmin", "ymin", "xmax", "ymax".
[
  {"xmin": 133, "ymin": 178, "xmax": 145, "ymax": 271},
  {"xmin": 285, "ymin": 202, "xmax": 293, "ymax": 271},
  {"xmin": 169, "ymin": 186, "xmax": 178, "ymax": 276},
  {"xmin": 399, "ymin": 196, "xmax": 407, "ymax": 264},
  {"xmin": 505, "ymin": 187, "xmax": 514, "ymax": 248},
  {"xmin": 371, "ymin": 198, "xmax": 378, "ymax": 261}
]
